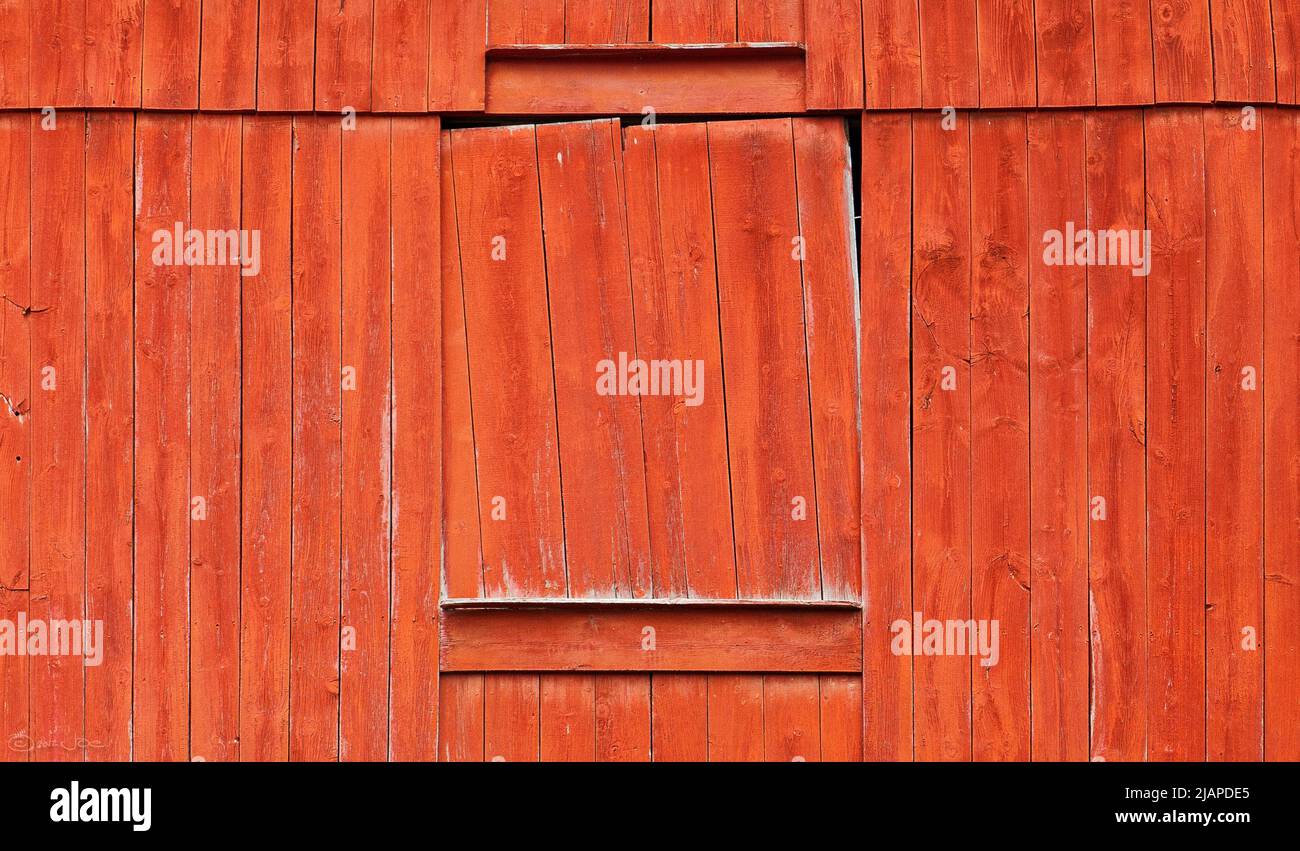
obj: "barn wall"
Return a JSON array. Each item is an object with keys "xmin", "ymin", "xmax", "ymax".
[{"xmin": 0, "ymin": 2, "xmax": 1297, "ymax": 762}]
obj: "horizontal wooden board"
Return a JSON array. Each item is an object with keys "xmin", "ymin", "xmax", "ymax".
[
  {"xmin": 439, "ymin": 605, "xmax": 862, "ymax": 672},
  {"xmin": 484, "ymin": 52, "xmax": 806, "ymax": 113}
]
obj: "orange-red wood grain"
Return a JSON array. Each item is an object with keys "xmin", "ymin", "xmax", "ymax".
[
  {"xmin": 84, "ymin": 111, "xmax": 135, "ymax": 761},
  {"xmin": 134, "ymin": 113, "xmax": 191, "ymax": 761},
  {"xmin": 708, "ymin": 119, "xmax": 820, "ymax": 600},
  {"xmin": 1204, "ymin": 107, "xmax": 1264, "ymax": 760},
  {"xmin": 1144, "ymin": 108, "xmax": 1207, "ymax": 760},
  {"xmin": 1085, "ymin": 110, "xmax": 1148, "ymax": 762},
  {"xmin": 189, "ymin": 114, "xmax": 242, "ymax": 762},
  {"xmin": 316, "ymin": 0, "xmax": 373, "ymax": 111},
  {"xmin": 289, "ymin": 116, "xmax": 343, "ymax": 761},
  {"xmin": 440, "ymin": 134, "xmax": 484, "ymax": 601},
  {"xmin": 535, "ymin": 119, "xmax": 652, "ymax": 599},
  {"xmin": 1263, "ymin": 108, "xmax": 1300, "ymax": 760},
  {"xmin": 969, "ymin": 113, "xmax": 1030, "ymax": 761},
  {"xmin": 975, "ymin": 0, "xmax": 1034, "ymax": 107},
  {"xmin": 793, "ymin": 117, "xmax": 861, "ymax": 602},
  {"xmin": 449, "ymin": 126, "xmax": 566, "ymax": 598},
  {"xmin": 141, "ymin": 0, "xmax": 200, "ymax": 108},
  {"xmin": 1026, "ymin": 111, "xmax": 1089, "ymax": 761},
  {"xmin": 1092, "ymin": 0, "xmax": 1154, "ymax": 106},
  {"xmin": 340, "ymin": 118, "xmax": 392, "ymax": 761},
  {"xmin": 199, "ymin": 0, "xmax": 258, "ymax": 109},
  {"xmin": 859, "ymin": 112, "xmax": 913, "ymax": 760},
  {"xmin": 258, "ymin": 0, "xmax": 316, "ymax": 111},
  {"xmin": 911, "ymin": 112, "xmax": 972, "ymax": 761},
  {"xmin": 389, "ymin": 115, "xmax": 442, "ymax": 761},
  {"xmin": 0, "ymin": 113, "xmax": 30, "ymax": 592},
  {"xmin": 239, "ymin": 116, "xmax": 293, "ymax": 761},
  {"xmin": 621, "ymin": 123, "xmax": 735, "ymax": 599},
  {"xmin": 1034, "ymin": 0, "xmax": 1096, "ymax": 106},
  {"xmin": 28, "ymin": 109, "xmax": 86, "ymax": 761}
]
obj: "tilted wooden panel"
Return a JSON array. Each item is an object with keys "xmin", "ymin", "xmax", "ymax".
[{"xmin": 443, "ymin": 117, "xmax": 860, "ymax": 602}]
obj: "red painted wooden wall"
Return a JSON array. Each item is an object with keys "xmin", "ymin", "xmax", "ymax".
[{"xmin": 0, "ymin": 1, "xmax": 1297, "ymax": 761}]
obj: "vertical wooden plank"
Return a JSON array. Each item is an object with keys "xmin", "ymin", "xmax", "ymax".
[
  {"xmin": 763, "ymin": 675, "xmax": 821, "ymax": 761},
  {"xmin": 819, "ymin": 674, "xmax": 862, "ymax": 760},
  {"xmin": 29, "ymin": 0, "xmax": 84, "ymax": 106},
  {"xmin": 1093, "ymin": 0, "xmax": 1155, "ymax": 106},
  {"xmin": 1209, "ymin": 0, "xmax": 1276, "ymax": 102},
  {"xmin": 969, "ymin": 113, "xmax": 1030, "ymax": 761},
  {"xmin": 653, "ymin": 0, "xmax": 736, "ymax": 41},
  {"xmin": 706, "ymin": 674, "xmax": 763, "ymax": 760},
  {"xmin": 804, "ymin": 0, "xmax": 864, "ymax": 109},
  {"xmin": 793, "ymin": 117, "xmax": 860, "ymax": 601},
  {"xmin": 84, "ymin": 111, "xmax": 134, "ymax": 762},
  {"xmin": 1277, "ymin": 6, "xmax": 1300, "ymax": 104},
  {"xmin": 340, "ymin": 118, "xmax": 392, "ymax": 761},
  {"xmin": 1034, "ymin": 0, "xmax": 1096, "ymax": 106},
  {"xmin": 860, "ymin": 112, "xmax": 913, "ymax": 760},
  {"xmin": 390, "ymin": 116, "xmax": 441, "ymax": 760},
  {"xmin": 85, "ymin": 0, "xmax": 144, "ymax": 107},
  {"xmin": 650, "ymin": 674, "xmax": 708, "ymax": 760},
  {"xmin": 316, "ymin": 0, "xmax": 374, "ymax": 111},
  {"xmin": 975, "ymin": 0, "xmax": 1035, "ymax": 107},
  {"xmin": 141, "ymin": 0, "xmax": 200, "ymax": 108},
  {"xmin": 1151, "ymin": 0, "xmax": 1213, "ymax": 102},
  {"xmin": 373, "ymin": 0, "xmax": 430, "ymax": 111},
  {"xmin": 1263, "ymin": 107, "xmax": 1300, "ymax": 760},
  {"xmin": 918, "ymin": 0, "xmax": 979, "ymax": 107},
  {"xmin": 535, "ymin": 119, "xmax": 651, "ymax": 599},
  {"xmin": 595, "ymin": 674, "xmax": 651, "ymax": 760},
  {"xmin": 188, "ymin": 114, "xmax": 242, "ymax": 762},
  {"xmin": 566, "ymin": 0, "xmax": 650, "ymax": 42},
  {"xmin": 1026, "ymin": 111, "xmax": 1089, "ymax": 761},
  {"xmin": 440, "ymin": 132, "xmax": 484, "ymax": 600},
  {"xmin": 258, "ymin": 0, "xmax": 317, "ymax": 111},
  {"xmin": 539, "ymin": 674, "xmax": 596, "ymax": 761},
  {"xmin": 134, "ymin": 113, "xmax": 190, "ymax": 761},
  {"xmin": 0, "ymin": 113, "xmax": 30, "ymax": 592},
  {"xmin": 484, "ymin": 673, "xmax": 539, "ymax": 761},
  {"xmin": 737, "ymin": 0, "xmax": 803, "ymax": 40},
  {"xmin": 0, "ymin": 0, "xmax": 31, "ymax": 107},
  {"xmin": 1085, "ymin": 110, "xmax": 1148, "ymax": 762},
  {"xmin": 1144, "ymin": 108, "xmax": 1207, "ymax": 761},
  {"xmin": 621, "ymin": 123, "xmax": 734, "ymax": 600},
  {"xmin": 28, "ymin": 109, "xmax": 86, "ymax": 761},
  {"xmin": 1204, "ymin": 107, "xmax": 1264, "ymax": 761},
  {"xmin": 450, "ymin": 126, "xmax": 565, "ymax": 599},
  {"xmin": 0, "ymin": 590, "xmax": 27, "ymax": 759},
  {"xmin": 438, "ymin": 674, "xmax": 485, "ymax": 761},
  {"xmin": 488, "ymin": 0, "xmax": 563, "ymax": 43},
  {"xmin": 911, "ymin": 112, "xmax": 972, "ymax": 761},
  {"xmin": 430, "ymin": 0, "xmax": 487, "ymax": 112},
  {"xmin": 708, "ymin": 119, "xmax": 819, "ymax": 600},
  {"xmin": 239, "ymin": 115, "xmax": 293, "ymax": 761},
  {"xmin": 199, "ymin": 0, "xmax": 257, "ymax": 110},
  {"xmin": 289, "ymin": 116, "xmax": 342, "ymax": 762},
  {"xmin": 862, "ymin": 0, "xmax": 922, "ymax": 108}
]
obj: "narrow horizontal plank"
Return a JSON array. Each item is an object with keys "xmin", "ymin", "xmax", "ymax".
[
  {"xmin": 486, "ymin": 42, "xmax": 805, "ymax": 57},
  {"xmin": 440, "ymin": 606, "xmax": 862, "ymax": 672},
  {"xmin": 485, "ymin": 52, "xmax": 805, "ymax": 113},
  {"xmin": 441, "ymin": 598, "xmax": 861, "ymax": 609}
]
